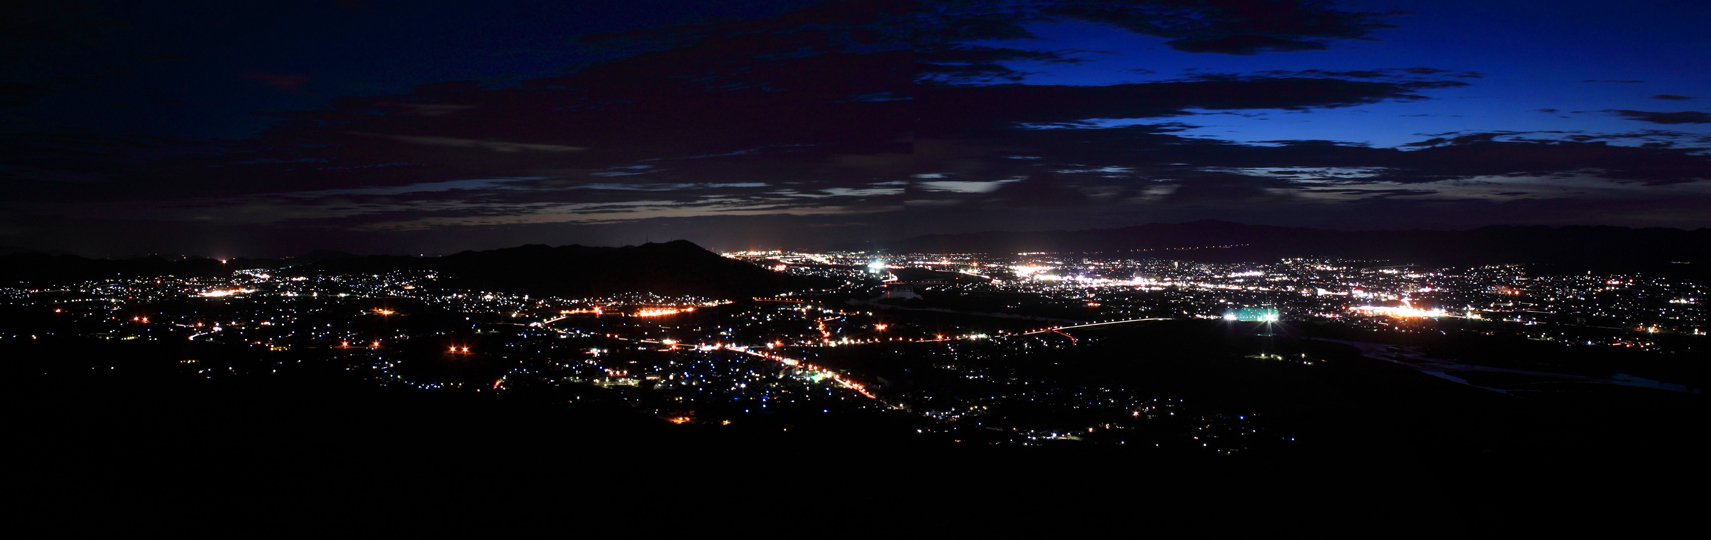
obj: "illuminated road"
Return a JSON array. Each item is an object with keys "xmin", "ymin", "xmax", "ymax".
[
  {"xmin": 186, "ymin": 327, "xmax": 222, "ymax": 341},
  {"xmin": 725, "ymin": 346, "xmax": 889, "ymax": 403},
  {"xmin": 537, "ymin": 316, "xmax": 895, "ymax": 405},
  {"xmin": 866, "ymin": 315, "xmax": 1178, "ymax": 344},
  {"xmin": 1019, "ymin": 317, "xmax": 1175, "ymax": 334},
  {"xmin": 534, "ymin": 306, "xmax": 1173, "ymax": 410}
]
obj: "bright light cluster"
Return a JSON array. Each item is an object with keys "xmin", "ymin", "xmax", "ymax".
[
  {"xmin": 634, "ymin": 307, "xmax": 694, "ymax": 317},
  {"xmin": 198, "ymin": 289, "xmax": 254, "ymax": 298},
  {"xmin": 1350, "ymin": 305, "xmax": 1448, "ymax": 318},
  {"xmin": 1011, "ymin": 265, "xmax": 1050, "ymax": 277}
]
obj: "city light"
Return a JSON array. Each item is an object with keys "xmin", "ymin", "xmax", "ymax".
[
  {"xmin": 11, "ymin": 245, "xmax": 1696, "ymax": 465},
  {"xmin": 1350, "ymin": 305, "xmax": 1448, "ymax": 318},
  {"xmin": 199, "ymin": 289, "xmax": 254, "ymax": 298}
]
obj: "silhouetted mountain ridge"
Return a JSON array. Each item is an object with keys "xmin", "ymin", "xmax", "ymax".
[
  {"xmin": 290, "ymin": 249, "xmax": 359, "ymax": 264},
  {"xmin": 1, "ymin": 240, "xmax": 816, "ymax": 297},
  {"xmin": 299, "ymin": 240, "xmax": 814, "ymax": 297},
  {"xmin": 880, "ymin": 221, "xmax": 1709, "ymax": 273},
  {"xmin": 0, "ymin": 252, "xmax": 277, "ymax": 284}
]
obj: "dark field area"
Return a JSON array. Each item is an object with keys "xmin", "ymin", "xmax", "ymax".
[{"xmin": 17, "ymin": 317, "xmax": 1700, "ymax": 535}]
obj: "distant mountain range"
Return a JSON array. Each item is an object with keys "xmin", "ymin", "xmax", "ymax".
[
  {"xmin": 5, "ymin": 224, "xmax": 1705, "ymax": 288},
  {"xmin": 875, "ymin": 221, "xmax": 1709, "ymax": 274},
  {"xmin": 0, "ymin": 253, "xmax": 274, "ymax": 284},
  {"xmin": 297, "ymin": 240, "xmax": 815, "ymax": 297},
  {"xmin": 0, "ymin": 240, "xmax": 815, "ymax": 298}
]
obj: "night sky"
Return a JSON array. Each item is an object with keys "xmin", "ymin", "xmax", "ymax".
[{"xmin": 4, "ymin": 0, "xmax": 1709, "ymax": 257}]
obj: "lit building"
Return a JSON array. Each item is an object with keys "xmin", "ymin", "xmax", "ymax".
[{"xmin": 1223, "ymin": 307, "xmax": 1280, "ymax": 322}]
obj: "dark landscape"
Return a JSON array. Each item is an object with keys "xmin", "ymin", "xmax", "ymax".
[{"xmin": 6, "ymin": 0, "xmax": 1705, "ymax": 534}]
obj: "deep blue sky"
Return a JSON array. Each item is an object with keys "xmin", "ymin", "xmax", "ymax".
[
  {"xmin": 1001, "ymin": 0, "xmax": 1711, "ymax": 146},
  {"xmin": 2, "ymin": 0, "xmax": 1708, "ymax": 256}
]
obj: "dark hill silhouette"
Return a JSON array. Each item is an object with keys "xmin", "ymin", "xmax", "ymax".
[
  {"xmin": 0, "ymin": 253, "xmax": 241, "ymax": 284},
  {"xmin": 289, "ymin": 249, "xmax": 359, "ymax": 264},
  {"xmin": 880, "ymin": 221, "xmax": 1708, "ymax": 273},
  {"xmin": 299, "ymin": 240, "xmax": 818, "ymax": 298},
  {"xmin": 1, "ymin": 241, "xmax": 816, "ymax": 297}
]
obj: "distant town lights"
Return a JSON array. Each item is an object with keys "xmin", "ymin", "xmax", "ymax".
[{"xmin": 1350, "ymin": 305, "xmax": 1448, "ymax": 318}]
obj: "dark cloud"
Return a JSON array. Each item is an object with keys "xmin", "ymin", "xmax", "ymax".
[
  {"xmin": 1166, "ymin": 174, "xmax": 1293, "ymax": 202},
  {"xmin": 0, "ymin": 1, "xmax": 119, "ymax": 63},
  {"xmin": 1043, "ymin": 0, "xmax": 1398, "ymax": 55},
  {"xmin": 1, "ymin": 0, "xmax": 1706, "ymax": 255},
  {"xmin": 1609, "ymin": 110, "xmax": 1711, "ymax": 125},
  {"xmin": 1248, "ymin": 68, "xmax": 1480, "ymax": 80},
  {"xmin": 1381, "ymin": 137, "xmax": 1711, "ymax": 185},
  {"xmin": 986, "ymin": 171, "xmax": 1089, "ymax": 207},
  {"xmin": 242, "ymin": 73, "xmax": 311, "ymax": 92},
  {"xmin": 1400, "ymin": 132, "xmax": 1505, "ymax": 147},
  {"xmin": 1581, "ymin": 79, "xmax": 1644, "ymax": 84},
  {"xmin": 1650, "ymin": 94, "xmax": 1695, "ymax": 101},
  {"xmin": 1, "ymin": 0, "xmax": 1464, "ymax": 207},
  {"xmin": 0, "ymin": 79, "xmax": 53, "ymax": 106},
  {"xmin": 975, "ymin": 128, "xmax": 1711, "ymax": 186},
  {"xmin": 921, "ymin": 76, "xmax": 1458, "ymax": 135},
  {"xmin": 135, "ymin": 53, "xmax": 189, "ymax": 63}
]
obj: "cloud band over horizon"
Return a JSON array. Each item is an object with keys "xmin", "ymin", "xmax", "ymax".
[{"xmin": 2, "ymin": 0, "xmax": 1708, "ymax": 256}]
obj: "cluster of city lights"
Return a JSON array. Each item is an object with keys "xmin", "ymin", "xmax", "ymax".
[
  {"xmin": 198, "ymin": 289, "xmax": 254, "ymax": 298},
  {"xmin": 734, "ymin": 346, "xmax": 879, "ymax": 400},
  {"xmin": 1349, "ymin": 305, "xmax": 1449, "ymax": 318},
  {"xmin": 634, "ymin": 307, "xmax": 694, "ymax": 317}
]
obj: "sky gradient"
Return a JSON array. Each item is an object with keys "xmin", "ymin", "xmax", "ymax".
[{"xmin": 3, "ymin": 0, "xmax": 1709, "ymax": 257}]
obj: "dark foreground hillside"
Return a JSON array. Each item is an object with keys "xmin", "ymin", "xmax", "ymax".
[{"xmin": 17, "ymin": 326, "xmax": 1698, "ymax": 536}]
